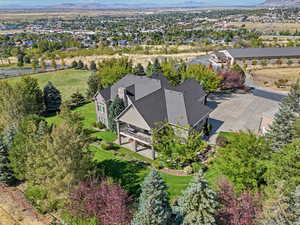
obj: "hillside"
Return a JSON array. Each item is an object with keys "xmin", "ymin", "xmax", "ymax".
[{"xmin": 262, "ymin": 0, "xmax": 300, "ymax": 6}]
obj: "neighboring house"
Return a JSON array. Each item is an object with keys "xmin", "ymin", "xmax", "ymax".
[{"xmin": 94, "ymin": 74, "xmax": 213, "ymax": 159}]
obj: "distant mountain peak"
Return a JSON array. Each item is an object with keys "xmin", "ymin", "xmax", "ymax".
[{"xmin": 262, "ymin": 0, "xmax": 300, "ymax": 6}]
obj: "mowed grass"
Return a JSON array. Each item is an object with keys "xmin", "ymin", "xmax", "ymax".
[{"xmin": 6, "ymin": 69, "xmax": 90, "ymax": 100}]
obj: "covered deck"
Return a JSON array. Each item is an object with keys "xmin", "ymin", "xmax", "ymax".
[{"xmin": 117, "ymin": 121, "xmax": 156, "ymax": 159}]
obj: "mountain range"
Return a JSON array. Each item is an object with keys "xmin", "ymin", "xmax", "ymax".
[
  {"xmin": 1, "ymin": 0, "xmax": 299, "ymax": 9},
  {"xmin": 262, "ymin": 0, "xmax": 300, "ymax": 6},
  {"xmin": 42, "ymin": 1, "xmax": 219, "ymax": 9}
]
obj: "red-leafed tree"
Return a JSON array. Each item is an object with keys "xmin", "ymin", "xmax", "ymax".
[
  {"xmin": 217, "ymin": 178, "xmax": 261, "ymax": 225},
  {"xmin": 69, "ymin": 178, "xmax": 133, "ymax": 225},
  {"xmin": 218, "ymin": 70, "xmax": 245, "ymax": 90}
]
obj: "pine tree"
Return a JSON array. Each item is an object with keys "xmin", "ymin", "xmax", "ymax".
[
  {"xmin": 146, "ymin": 62, "xmax": 153, "ymax": 77},
  {"xmin": 290, "ymin": 185, "xmax": 300, "ymax": 224},
  {"xmin": 89, "ymin": 60, "xmax": 97, "ymax": 71},
  {"xmin": 71, "ymin": 60, "xmax": 78, "ymax": 68},
  {"xmin": 266, "ymin": 101, "xmax": 296, "ymax": 150},
  {"xmin": 0, "ymin": 135, "xmax": 15, "ymax": 185},
  {"xmin": 258, "ymin": 183, "xmax": 295, "ymax": 225},
  {"xmin": 43, "ymin": 81, "xmax": 62, "ymax": 113},
  {"xmin": 266, "ymin": 81, "xmax": 300, "ymax": 150},
  {"xmin": 284, "ymin": 80, "xmax": 300, "ymax": 113},
  {"xmin": 108, "ymin": 96, "xmax": 125, "ymax": 132},
  {"xmin": 152, "ymin": 58, "xmax": 162, "ymax": 74},
  {"xmin": 77, "ymin": 60, "xmax": 84, "ymax": 70},
  {"xmin": 131, "ymin": 169, "xmax": 172, "ymax": 225},
  {"xmin": 134, "ymin": 63, "xmax": 146, "ymax": 76},
  {"xmin": 177, "ymin": 170, "xmax": 218, "ymax": 225}
]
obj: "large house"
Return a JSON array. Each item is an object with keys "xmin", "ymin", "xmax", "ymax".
[
  {"xmin": 210, "ymin": 47, "xmax": 300, "ymax": 66},
  {"xmin": 94, "ymin": 74, "xmax": 212, "ymax": 159}
]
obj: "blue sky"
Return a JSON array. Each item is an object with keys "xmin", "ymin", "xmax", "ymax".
[{"xmin": 0, "ymin": 0, "xmax": 265, "ymax": 6}]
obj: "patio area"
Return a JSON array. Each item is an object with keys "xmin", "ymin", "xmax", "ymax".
[{"xmin": 118, "ymin": 136, "xmax": 156, "ymax": 159}]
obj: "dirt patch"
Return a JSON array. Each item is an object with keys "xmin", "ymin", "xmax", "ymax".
[
  {"xmin": 0, "ymin": 184, "xmax": 51, "ymax": 225},
  {"xmin": 252, "ymin": 67, "xmax": 300, "ymax": 90}
]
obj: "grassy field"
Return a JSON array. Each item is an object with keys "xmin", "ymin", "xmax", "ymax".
[
  {"xmin": 6, "ymin": 69, "xmax": 90, "ymax": 100},
  {"xmin": 229, "ymin": 21, "xmax": 300, "ymax": 33},
  {"xmin": 253, "ymin": 67, "xmax": 300, "ymax": 90}
]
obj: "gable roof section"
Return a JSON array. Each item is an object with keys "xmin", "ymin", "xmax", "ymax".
[
  {"xmin": 164, "ymin": 89, "xmax": 188, "ymax": 126},
  {"xmin": 100, "ymin": 74, "xmax": 162, "ymax": 101},
  {"xmin": 133, "ymin": 88, "xmax": 168, "ymax": 129},
  {"xmin": 118, "ymin": 104, "xmax": 151, "ymax": 131}
]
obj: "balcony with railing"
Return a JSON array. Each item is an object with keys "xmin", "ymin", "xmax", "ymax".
[{"xmin": 119, "ymin": 123, "xmax": 152, "ymax": 145}]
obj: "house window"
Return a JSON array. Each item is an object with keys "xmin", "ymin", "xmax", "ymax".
[
  {"xmin": 99, "ymin": 116, "xmax": 107, "ymax": 125},
  {"xmin": 98, "ymin": 103, "xmax": 105, "ymax": 113}
]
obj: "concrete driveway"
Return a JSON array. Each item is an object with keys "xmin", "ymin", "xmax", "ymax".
[{"xmin": 207, "ymin": 91, "xmax": 282, "ymax": 143}]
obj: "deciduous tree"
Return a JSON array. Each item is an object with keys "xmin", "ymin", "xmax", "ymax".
[
  {"xmin": 69, "ymin": 179, "xmax": 132, "ymax": 225},
  {"xmin": 108, "ymin": 96, "xmax": 125, "ymax": 132}
]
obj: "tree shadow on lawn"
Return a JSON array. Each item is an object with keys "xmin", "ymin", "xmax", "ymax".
[{"xmin": 94, "ymin": 159, "xmax": 149, "ymax": 198}]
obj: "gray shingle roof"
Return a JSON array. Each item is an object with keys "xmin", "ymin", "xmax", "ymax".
[
  {"xmin": 97, "ymin": 74, "xmax": 211, "ymax": 128},
  {"xmin": 227, "ymin": 47, "xmax": 300, "ymax": 59}
]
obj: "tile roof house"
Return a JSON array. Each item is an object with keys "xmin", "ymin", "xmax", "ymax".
[{"xmin": 94, "ymin": 74, "xmax": 212, "ymax": 159}]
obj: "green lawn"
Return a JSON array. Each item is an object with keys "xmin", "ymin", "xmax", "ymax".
[
  {"xmin": 47, "ymin": 102, "xmax": 117, "ymax": 142},
  {"xmin": 91, "ymin": 146, "xmax": 192, "ymax": 200},
  {"xmin": 6, "ymin": 69, "xmax": 90, "ymax": 100}
]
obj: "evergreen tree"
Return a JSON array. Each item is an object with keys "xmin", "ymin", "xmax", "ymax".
[
  {"xmin": 77, "ymin": 60, "xmax": 84, "ymax": 70},
  {"xmin": 51, "ymin": 58, "xmax": 57, "ymax": 70},
  {"xmin": 23, "ymin": 55, "xmax": 31, "ymax": 64},
  {"xmin": 258, "ymin": 183, "xmax": 295, "ymax": 225},
  {"xmin": 131, "ymin": 169, "xmax": 172, "ymax": 225},
  {"xmin": 0, "ymin": 135, "xmax": 15, "ymax": 185},
  {"xmin": 17, "ymin": 77, "xmax": 44, "ymax": 115},
  {"xmin": 89, "ymin": 60, "xmax": 97, "ymax": 71},
  {"xmin": 108, "ymin": 96, "xmax": 125, "ymax": 132},
  {"xmin": 266, "ymin": 81, "xmax": 300, "ymax": 150},
  {"xmin": 71, "ymin": 60, "xmax": 78, "ymax": 68},
  {"xmin": 266, "ymin": 100, "xmax": 297, "ymax": 150},
  {"xmin": 134, "ymin": 63, "xmax": 146, "ymax": 76},
  {"xmin": 152, "ymin": 58, "xmax": 162, "ymax": 74},
  {"xmin": 86, "ymin": 72, "xmax": 101, "ymax": 99},
  {"xmin": 146, "ymin": 62, "xmax": 153, "ymax": 77},
  {"xmin": 284, "ymin": 80, "xmax": 300, "ymax": 113},
  {"xmin": 265, "ymin": 139, "xmax": 300, "ymax": 193},
  {"xmin": 25, "ymin": 110, "xmax": 91, "ymax": 206},
  {"xmin": 9, "ymin": 115, "xmax": 43, "ymax": 180},
  {"xmin": 17, "ymin": 53, "xmax": 24, "ymax": 67},
  {"xmin": 43, "ymin": 81, "xmax": 62, "ymax": 113},
  {"xmin": 177, "ymin": 170, "xmax": 218, "ymax": 225},
  {"xmin": 290, "ymin": 185, "xmax": 300, "ymax": 224}
]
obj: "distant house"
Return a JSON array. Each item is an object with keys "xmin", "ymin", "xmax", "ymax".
[{"xmin": 94, "ymin": 74, "xmax": 212, "ymax": 159}]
